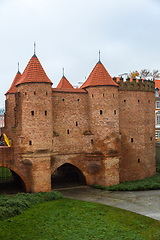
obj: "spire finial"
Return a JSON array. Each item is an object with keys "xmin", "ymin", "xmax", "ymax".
[
  {"xmin": 99, "ymin": 50, "xmax": 101, "ymax": 62},
  {"xmin": 18, "ymin": 62, "xmax": 20, "ymax": 73},
  {"xmin": 63, "ymin": 67, "xmax": 64, "ymax": 77},
  {"xmin": 33, "ymin": 42, "xmax": 36, "ymax": 57}
]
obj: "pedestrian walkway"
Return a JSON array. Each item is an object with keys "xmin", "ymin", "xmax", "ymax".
[{"xmin": 58, "ymin": 186, "xmax": 160, "ymax": 221}]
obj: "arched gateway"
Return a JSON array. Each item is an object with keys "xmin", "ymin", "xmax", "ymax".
[{"xmin": 51, "ymin": 163, "xmax": 86, "ymax": 188}]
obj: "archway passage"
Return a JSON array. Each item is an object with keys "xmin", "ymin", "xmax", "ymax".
[
  {"xmin": 0, "ymin": 167, "xmax": 26, "ymax": 194},
  {"xmin": 52, "ymin": 163, "xmax": 86, "ymax": 189}
]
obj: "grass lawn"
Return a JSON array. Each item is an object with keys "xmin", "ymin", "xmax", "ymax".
[{"xmin": 0, "ymin": 198, "xmax": 160, "ymax": 240}]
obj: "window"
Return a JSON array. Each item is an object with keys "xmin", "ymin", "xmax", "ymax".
[
  {"xmin": 100, "ymin": 110, "xmax": 103, "ymax": 115},
  {"xmin": 46, "ymin": 92, "xmax": 48, "ymax": 96},
  {"xmin": 113, "ymin": 94, "xmax": 114, "ymax": 98},
  {"xmin": 91, "ymin": 139, "xmax": 93, "ymax": 145},
  {"xmin": 103, "ymin": 94, "xmax": 104, "ymax": 97},
  {"xmin": 77, "ymin": 99, "xmax": 79, "ymax": 102},
  {"xmin": 34, "ymin": 91, "xmax": 36, "ymax": 95},
  {"xmin": 92, "ymin": 94, "xmax": 94, "ymax": 98},
  {"xmin": 62, "ymin": 99, "xmax": 65, "ymax": 101},
  {"xmin": 114, "ymin": 110, "xmax": 116, "ymax": 115},
  {"xmin": 157, "ymin": 115, "xmax": 160, "ymax": 125},
  {"xmin": 150, "ymin": 137, "xmax": 152, "ymax": 141},
  {"xmin": 124, "ymin": 100, "xmax": 126, "ymax": 103},
  {"xmin": 138, "ymin": 100, "xmax": 140, "ymax": 103},
  {"xmin": 67, "ymin": 129, "xmax": 69, "ymax": 134},
  {"xmin": 31, "ymin": 111, "xmax": 34, "ymax": 116},
  {"xmin": 29, "ymin": 141, "xmax": 32, "ymax": 145},
  {"xmin": 156, "ymin": 101, "xmax": 160, "ymax": 109},
  {"xmin": 157, "ymin": 131, "xmax": 160, "ymax": 139},
  {"xmin": 138, "ymin": 159, "xmax": 140, "ymax": 163},
  {"xmin": 76, "ymin": 121, "xmax": 78, "ymax": 126},
  {"xmin": 131, "ymin": 138, "xmax": 133, "ymax": 143},
  {"xmin": 25, "ymin": 92, "xmax": 27, "ymax": 95},
  {"xmin": 45, "ymin": 111, "xmax": 47, "ymax": 116}
]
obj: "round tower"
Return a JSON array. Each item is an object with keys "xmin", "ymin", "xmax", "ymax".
[
  {"xmin": 81, "ymin": 60, "xmax": 120, "ymax": 186},
  {"xmin": 15, "ymin": 53, "xmax": 53, "ymax": 192}
]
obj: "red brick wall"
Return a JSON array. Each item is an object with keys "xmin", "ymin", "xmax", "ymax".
[{"xmin": 119, "ymin": 90, "xmax": 156, "ymax": 182}]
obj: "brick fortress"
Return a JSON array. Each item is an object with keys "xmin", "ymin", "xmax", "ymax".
[{"xmin": 2, "ymin": 52, "xmax": 156, "ymax": 192}]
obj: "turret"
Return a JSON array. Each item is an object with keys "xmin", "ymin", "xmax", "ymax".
[{"xmin": 15, "ymin": 53, "xmax": 53, "ymax": 153}]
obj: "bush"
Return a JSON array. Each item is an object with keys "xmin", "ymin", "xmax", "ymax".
[{"xmin": 0, "ymin": 191, "xmax": 63, "ymax": 220}]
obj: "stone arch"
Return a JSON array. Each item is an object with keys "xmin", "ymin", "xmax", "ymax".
[
  {"xmin": 0, "ymin": 163, "xmax": 30, "ymax": 192},
  {"xmin": 51, "ymin": 162, "xmax": 86, "ymax": 188}
]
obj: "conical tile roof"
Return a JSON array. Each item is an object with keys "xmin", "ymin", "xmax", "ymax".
[
  {"xmin": 5, "ymin": 71, "xmax": 22, "ymax": 94},
  {"xmin": 81, "ymin": 61, "xmax": 118, "ymax": 88},
  {"xmin": 16, "ymin": 54, "xmax": 52, "ymax": 86},
  {"xmin": 57, "ymin": 76, "xmax": 74, "ymax": 89}
]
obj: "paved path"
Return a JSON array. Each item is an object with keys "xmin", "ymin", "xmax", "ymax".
[{"xmin": 57, "ymin": 186, "xmax": 160, "ymax": 221}]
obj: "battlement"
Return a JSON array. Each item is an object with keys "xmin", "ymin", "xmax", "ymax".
[{"xmin": 113, "ymin": 77, "xmax": 155, "ymax": 92}]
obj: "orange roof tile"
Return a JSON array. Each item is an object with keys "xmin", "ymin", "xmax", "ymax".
[
  {"xmin": 5, "ymin": 71, "xmax": 22, "ymax": 94},
  {"xmin": 81, "ymin": 61, "xmax": 118, "ymax": 88},
  {"xmin": 155, "ymin": 79, "xmax": 160, "ymax": 88},
  {"xmin": 57, "ymin": 76, "xmax": 74, "ymax": 89},
  {"xmin": 16, "ymin": 54, "xmax": 52, "ymax": 86}
]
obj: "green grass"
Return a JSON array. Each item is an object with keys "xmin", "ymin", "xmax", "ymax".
[
  {"xmin": 0, "ymin": 198, "xmax": 160, "ymax": 240},
  {"xmin": 0, "ymin": 191, "xmax": 63, "ymax": 220}
]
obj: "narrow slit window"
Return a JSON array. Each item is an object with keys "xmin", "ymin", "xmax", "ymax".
[
  {"xmin": 67, "ymin": 129, "xmax": 69, "ymax": 134},
  {"xmin": 124, "ymin": 100, "xmax": 126, "ymax": 103},
  {"xmin": 76, "ymin": 121, "xmax": 78, "ymax": 126},
  {"xmin": 131, "ymin": 138, "xmax": 133, "ymax": 143},
  {"xmin": 34, "ymin": 91, "xmax": 36, "ymax": 95},
  {"xmin": 25, "ymin": 92, "xmax": 27, "ymax": 95},
  {"xmin": 138, "ymin": 159, "xmax": 140, "ymax": 163},
  {"xmin": 46, "ymin": 92, "xmax": 48, "ymax": 96},
  {"xmin": 77, "ymin": 99, "xmax": 79, "ymax": 102},
  {"xmin": 92, "ymin": 94, "xmax": 94, "ymax": 98},
  {"xmin": 103, "ymin": 93, "xmax": 104, "ymax": 97},
  {"xmin": 29, "ymin": 141, "xmax": 32, "ymax": 146},
  {"xmin": 113, "ymin": 94, "xmax": 114, "ymax": 98},
  {"xmin": 114, "ymin": 110, "xmax": 116, "ymax": 115},
  {"xmin": 31, "ymin": 111, "xmax": 34, "ymax": 116},
  {"xmin": 100, "ymin": 110, "xmax": 103, "ymax": 115},
  {"xmin": 91, "ymin": 139, "xmax": 93, "ymax": 145},
  {"xmin": 138, "ymin": 100, "xmax": 140, "ymax": 103},
  {"xmin": 45, "ymin": 111, "xmax": 47, "ymax": 116},
  {"xmin": 150, "ymin": 137, "xmax": 152, "ymax": 141}
]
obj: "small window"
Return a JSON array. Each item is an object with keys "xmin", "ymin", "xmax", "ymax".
[
  {"xmin": 138, "ymin": 100, "xmax": 140, "ymax": 103},
  {"xmin": 124, "ymin": 100, "xmax": 126, "ymax": 103},
  {"xmin": 45, "ymin": 111, "xmax": 47, "ymax": 116},
  {"xmin": 92, "ymin": 94, "xmax": 94, "ymax": 98},
  {"xmin": 148, "ymin": 100, "xmax": 150, "ymax": 103},
  {"xmin": 91, "ymin": 139, "xmax": 93, "ymax": 145},
  {"xmin": 131, "ymin": 138, "xmax": 133, "ymax": 143},
  {"xmin": 67, "ymin": 129, "xmax": 69, "ymax": 134},
  {"xmin": 46, "ymin": 92, "xmax": 48, "ymax": 96},
  {"xmin": 62, "ymin": 99, "xmax": 65, "ymax": 101},
  {"xmin": 114, "ymin": 110, "xmax": 116, "ymax": 115},
  {"xmin": 76, "ymin": 121, "xmax": 78, "ymax": 126},
  {"xmin": 100, "ymin": 110, "xmax": 103, "ymax": 115},
  {"xmin": 156, "ymin": 101, "xmax": 160, "ymax": 109},
  {"xmin": 138, "ymin": 159, "xmax": 140, "ymax": 163},
  {"xmin": 77, "ymin": 99, "xmax": 79, "ymax": 102},
  {"xmin": 31, "ymin": 111, "xmax": 34, "ymax": 116},
  {"xmin": 34, "ymin": 91, "xmax": 36, "ymax": 95},
  {"xmin": 113, "ymin": 94, "xmax": 114, "ymax": 98},
  {"xmin": 25, "ymin": 92, "xmax": 27, "ymax": 95},
  {"xmin": 103, "ymin": 94, "xmax": 104, "ymax": 97},
  {"xmin": 29, "ymin": 141, "xmax": 32, "ymax": 146},
  {"xmin": 150, "ymin": 137, "xmax": 152, "ymax": 141}
]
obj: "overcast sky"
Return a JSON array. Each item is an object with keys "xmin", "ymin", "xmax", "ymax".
[{"xmin": 0, "ymin": 0, "xmax": 160, "ymax": 107}]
